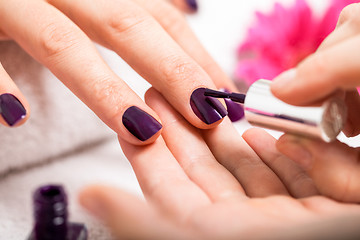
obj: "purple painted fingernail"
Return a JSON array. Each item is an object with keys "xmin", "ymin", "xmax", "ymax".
[
  {"xmin": 0, "ymin": 93, "xmax": 26, "ymax": 126},
  {"xmin": 190, "ymin": 88, "xmax": 228, "ymax": 125},
  {"xmin": 186, "ymin": 0, "xmax": 198, "ymax": 11},
  {"xmin": 221, "ymin": 89, "xmax": 245, "ymax": 122},
  {"xmin": 122, "ymin": 106, "xmax": 162, "ymax": 141}
]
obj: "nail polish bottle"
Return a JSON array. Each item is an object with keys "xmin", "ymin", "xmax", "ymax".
[
  {"xmin": 28, "ymin": 185, "xmax": 88, "ymax": 240},
  {"xmin": 243, "ymin": 80, "xmax": 347, "ymax": 142},
  {"xmin": 205, "ymin": 80, "xmax": 347, "ymax": 142}
]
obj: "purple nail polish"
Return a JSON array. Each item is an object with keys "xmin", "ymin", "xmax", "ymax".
[
  {"xmin": 190, "ymin": 88, "xmax": 228, "ymax": 125},
  {"xmin": 28, "ymin": 185, "xmax": 88, "ymax": 240},
  {"xmin": 0, "ymin": 93, "xmax": 26, "ymax": 126},
  {"xmin": 186, "ymin": 0, "xmax": 198, "ymax": 11},
  {"xmin": 122, "ymin": 106, "xmax": 162, "ymax": 141},
  {"xmin": 221, "ymin": 89, "xmax": 245, "ymax": 122}
]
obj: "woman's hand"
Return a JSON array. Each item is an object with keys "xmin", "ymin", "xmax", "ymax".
[
  {"xmin": 271, "ymin": 3, "xmax": 360, "ymax": 202},
  {"xmin": 0, "ymin": 0, "xmax": 236, "ymax": 144},
  {"xmin": 79, "ymin": 88, "xmax": 360, "ymax": 239}
]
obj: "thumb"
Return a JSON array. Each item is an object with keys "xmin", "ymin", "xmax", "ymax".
[{"xmin": 276, "ymin": 134, "xmax": 360, "ymax": 203}]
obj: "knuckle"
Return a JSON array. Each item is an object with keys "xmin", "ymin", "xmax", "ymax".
[
  {"xmin": 338, "ymin": 3, "xmax": 360, "ymax": 26},
  {"xmin": 91, "ymin": 76, "xmax": 127, "ymax": 119},
  {"xmin": 104, "ymin": 10, "xmax": 149, "ymax": 37},
  {"xmin": 158, "ymin": 5, "xmax": 187, "ymax": 35},
  {"xmin": 182, "ymin": 155, "xmax": 213, "ymax": 172},
  {"xmin": 291, "ymin": 170, "xmax": 311, "ymax": 186},
  {"xmin": 159, "ymin": 55, "xmax": 200, "ymax": 88},
  {"xmin": 38, "ymin": 22, "xmax": 80, "ymax": 60}
]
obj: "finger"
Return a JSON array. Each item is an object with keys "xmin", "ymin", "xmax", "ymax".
[
  {"xmin": 145, "ymin": 88, "xmax": 245, "ymax": 202},
  {"xmin": 343, "ymin": 90, "xmax": 360, "ymax": 137},
  {"xmin": 169, "ymin": 0, "xmax": 199, "ymax": 14},
  {"xmin": 134, "ymin": 0, "xmax": 237, "ymax": 91},
  {"xmin": 317, "ymin": 3, "xmax": 360, "ymax": 52},
  {"xmin": 49, "ymin": 0, "xmax": 228, "ymax": 129},
  {"xmin": 202, "ymin": 121, "xmax": 289, "ymax": 198},
  {"xmin": 317, "ymin": 22, "xmax": 360, "ymax": 52},
  {"xmin": 336, "ymin": 3, "xmax": 360, "ymax": 29},
  {"xmin": 119, "ymin": 135, "xmax": 210, "ymax": 219},
  {"xmin": 277, "ymin": 134, "xmax": 360, "ymax": 203},
  {"xmin": 80, "ymin": 185, "xmax": 190, "ymax": 240},
  {"xmin": 0, "ymin": 0, "xmax": 162, "ymax": 144},
  {"xmin": 271, "ymin": 35, "xmax": 360, "ymax": 106},
  {"xmin": 242, "ymin": 128, "xmax": 318, "ymax": 198},
  {"xmin": 0, "ymin": 62, "xmax": 29, "ymax": 127}
]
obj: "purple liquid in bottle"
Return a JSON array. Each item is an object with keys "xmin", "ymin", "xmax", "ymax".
[{"xmin": 28, "ymin": 185, "xmax": 87, "ymax": 240}]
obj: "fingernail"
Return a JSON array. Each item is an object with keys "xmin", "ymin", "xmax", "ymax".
[
  {"xmin": 122, "ymin": 106, "xmax": 162, "ymax": 141},
  {"xmin": 278, "ymin": 135, "xmax": 313, "ymax": 169},
  {"xmin": 221, "ymin": 89, "xmax": 245, "ymax": 122},
  {"xmin": 185, "ymin": 0, "xmax": 198, "ymax": 11},
  {"xmin": 0, "ymin": 93, "xmax": 26, "ymax": 126},
  {"xmin": 190, "ymin": 88, "xmax": 228, "ymax": 125},
  {"xmin": 272, "ymin": 68, "xmax": 297, "ymax": 90}
]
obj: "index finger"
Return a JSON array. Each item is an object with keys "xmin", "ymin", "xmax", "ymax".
[{"xmin": 271, "ymin": 36, "xmax": 360, "ymax": 105}]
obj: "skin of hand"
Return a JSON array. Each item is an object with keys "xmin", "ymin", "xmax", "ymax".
[
  {"xmin": 0, "ymin": 0, "xmax": 236, "ymax": 145},
  {"xmin": 271, "ymin": 3, "xmax": 360, "ymax": 203},
  {"xmin": 79, "ymin": 88, "xmax": 360, "ymax": 240}
]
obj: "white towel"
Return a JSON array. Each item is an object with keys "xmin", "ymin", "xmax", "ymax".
[{"xmin": 0, "ymin": 41, "xmax": 115, "ymax": 175}]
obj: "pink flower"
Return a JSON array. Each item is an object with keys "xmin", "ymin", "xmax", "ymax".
[{"xmin": 235, "ymin": 0, "xmax": 359, "ymax": 86}]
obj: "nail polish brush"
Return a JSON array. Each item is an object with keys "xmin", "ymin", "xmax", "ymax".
[
  {"xmin": 205, "ymin": 79, "xmax": 347, "ymax": 142},
  {"xmin": 204, "ymin": 89, "xmax": 246, "ymax": 104}
]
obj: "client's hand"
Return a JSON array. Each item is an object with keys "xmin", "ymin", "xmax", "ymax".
[
  {"xmin": 0, "ymin": 0, "xmax": 234, "ymax": 145},
  {"xmin": 79, "ymin": 89, "xmax": 360, "ymax": 240},
  {"xmin": 271, "ymin": 3, "xmax": 360, "ymax": 203}
]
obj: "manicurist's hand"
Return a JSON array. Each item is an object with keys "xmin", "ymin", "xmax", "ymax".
[
  {"xmin": 78, "ymin": 88, "xmax": 360, "ymax": 239},
  {"xmin": 0, "ymin": 0, "xmax": 236, "ymax": 144},
  {"xmin": 271, "ymin": 3, "xmax": 360, "ymax": 202}
]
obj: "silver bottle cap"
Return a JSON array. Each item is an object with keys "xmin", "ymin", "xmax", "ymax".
[{"xmin": 244, "ymin": 79, "xmax": 347, "ymax": 142}]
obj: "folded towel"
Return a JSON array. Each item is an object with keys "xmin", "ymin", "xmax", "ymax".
[{"xmin": 0, "ymin": 41, "xmax": 114, "ymax": 176}]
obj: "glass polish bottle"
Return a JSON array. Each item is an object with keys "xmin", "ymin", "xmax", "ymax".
[
  {"xmin": 28, "ymin": 185, "xmax": 88, "ymax": 240},
  {"xmin": 205, "ymin": 79, "xmax": 347, "ymax": 142}
]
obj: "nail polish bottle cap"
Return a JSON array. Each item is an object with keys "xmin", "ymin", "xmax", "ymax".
[{"xmin": 33, "ymin": 185, "xmax": 68, "ymax": 240}]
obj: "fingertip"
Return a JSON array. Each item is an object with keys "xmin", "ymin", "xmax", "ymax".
[
  {"xmin": 242, "ymin": 127, "xmax": 267, "ymax": 139},
  {"xmin": 0, "ymin": 93, "xmax": 30, "ymax": 127},
  {"xmin": 171, "ymin": 0, "xmax": 198, "ymax": 14},
  {"xmin": 276, "ymin": 134, "xmax": 303, "ymax": 150},
  {"xmin": 270, "ymin": 68, "xmax": 298, "ymax": 102},
  {"xmin": 190, "ymin": 87, "xmax": 228, "ymax": 128},
  {"xmin": 276, "ymin": 134, "xmax": 314, "ymax": 169},
  {"xmin": 184, "ymin": 0, "xmax": 198, "ymax": 13},
  {"xmin": 121, "ymin": 105, "xmax": 163, "ymax": 145},
  {"xmin": 79, "ymin": 185, "xmax": 111, "ymax": 220},
  {"xmin": 144, "ymin": 87, "xmax": 163, "ymax": 106}
]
